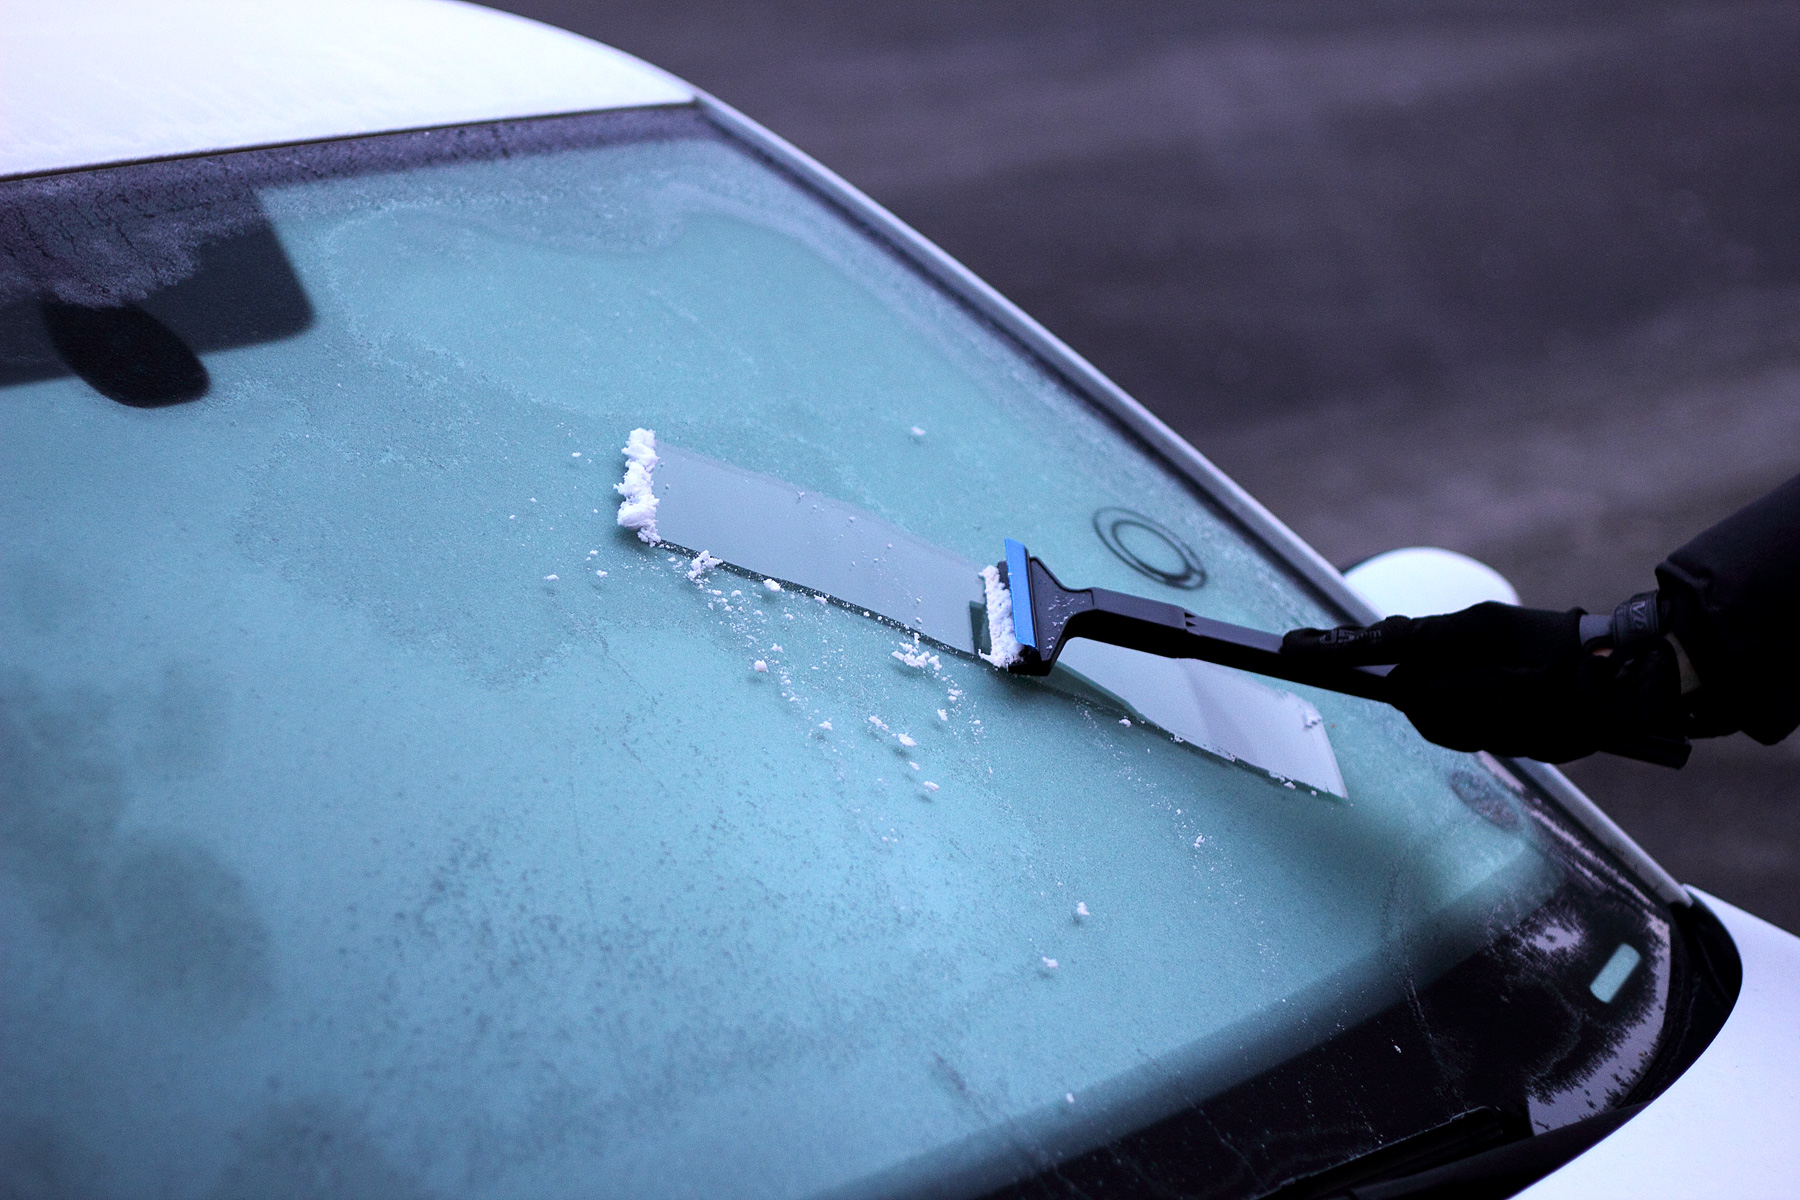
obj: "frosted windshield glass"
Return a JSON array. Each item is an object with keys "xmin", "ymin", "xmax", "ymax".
[{"xmin": 2, "ymin": 122, "xmax": 1564, "ymax": 1198}]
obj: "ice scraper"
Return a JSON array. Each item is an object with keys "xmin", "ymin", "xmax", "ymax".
[
  {"xmin": 979, "ymin": 538, "xmax": 1393, "ymax": 698},
  {"xmin": 982, "ymin": 538, "xmax": 1690, "ymax": 768}
]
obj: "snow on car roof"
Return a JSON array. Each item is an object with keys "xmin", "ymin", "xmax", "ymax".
[{"xmin": 0, "ymin": 0, "xmax": 693, "ymax": 180}]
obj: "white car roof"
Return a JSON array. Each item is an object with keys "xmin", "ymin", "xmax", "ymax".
[{"xmin": 0, "ymin": 0, "xmax": 693, "ymax": 180}]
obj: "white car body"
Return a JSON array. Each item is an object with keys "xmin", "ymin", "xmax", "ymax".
[{"xmin": 6, "ymin": 1, "xmax": 1798, "ymax": 1195}]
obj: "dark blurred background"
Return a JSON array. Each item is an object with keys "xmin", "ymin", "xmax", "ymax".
[{"xmin": 489, "ymin": 0, "xmax": 1800, "ymax": 930}]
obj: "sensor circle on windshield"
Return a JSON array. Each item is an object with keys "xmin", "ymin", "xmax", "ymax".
[{"xmin": 1092, "ymin": 507, "xmax": 1206, "ymax": 589}]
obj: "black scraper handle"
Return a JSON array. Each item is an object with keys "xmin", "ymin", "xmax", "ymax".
[
  {"xmin": 1003, "ymin": 549, "xmax": 1690, "ymax": 768},
  {"xmin": 1004, "ymin": 553, "xmax": 1393, "ymax": 699}
]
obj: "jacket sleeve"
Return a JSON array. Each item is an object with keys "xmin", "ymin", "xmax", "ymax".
[{"xmin": 1656, "ymin": 472, "xmax": 1800, "ymax": 744}]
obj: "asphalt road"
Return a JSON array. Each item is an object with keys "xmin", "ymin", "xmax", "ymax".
[{"xmin": 492, "ymin": 1, "xmax": 1800, "ymax": 930}]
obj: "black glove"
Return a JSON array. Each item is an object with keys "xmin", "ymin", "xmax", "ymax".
[{"xmin": 1282, "ymin": 602, "xmax": 1686, "ymax": 763}]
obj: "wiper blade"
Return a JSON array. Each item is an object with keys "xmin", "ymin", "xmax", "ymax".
[
  {"xmin": 1267, "ymin": 1103, "xmax": 1646, "ymax": 1200},
  {"xmin": 1263, "ymin": 1109, "xmax": 1525, "ymax": 1200}
]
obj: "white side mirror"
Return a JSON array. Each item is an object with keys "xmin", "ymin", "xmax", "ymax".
[{"xmin": 1342, "ymin": 546, "xmax": 1520, "ymax": 618}]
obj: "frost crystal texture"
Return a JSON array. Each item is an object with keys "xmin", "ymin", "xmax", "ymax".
[
  {"xmin": 614, "ymin": 428, "xmax": 661, "ymax": 544},
  {"xmin": 978, "ymin": 564, "xmax": 1024, "ymax": 668}
]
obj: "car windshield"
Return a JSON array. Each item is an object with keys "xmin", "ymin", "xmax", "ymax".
[{"xmin": 1, "ymin": 109, "xmax": 1674, "ymax": 1199}]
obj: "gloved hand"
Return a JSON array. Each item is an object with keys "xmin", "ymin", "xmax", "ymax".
[{"xmin": 1281, "ymin": 602, "xmax": 1686, "ymax": 763}]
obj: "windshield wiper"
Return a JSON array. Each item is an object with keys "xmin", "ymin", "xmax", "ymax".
[{"xmin": 1268, "ymin": 1103, "xmax": 1645, "ymax": 1200}]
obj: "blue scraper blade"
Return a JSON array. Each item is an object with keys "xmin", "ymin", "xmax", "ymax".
[{"xmin": 1004, "ymin": 537, "xmax": 1036, "ymax": 649}]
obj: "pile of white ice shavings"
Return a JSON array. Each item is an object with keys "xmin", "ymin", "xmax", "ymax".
[
  {"xmin": 615, "ymin": 428, "xmax": 659, "ymax": 544},
  {"xmin": 892, "ymin": 635, "xmax": 941, "ymax": 671},
  {"xmin": 978, "ymin": 564, "xmax": 1024, "ymax": 668}
]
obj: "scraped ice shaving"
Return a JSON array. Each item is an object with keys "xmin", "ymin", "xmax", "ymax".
[
  {"xmin": 892, "ymin": 641, "xmax": 941, "ymax": 670},
  {"xmin": 1065, "ymin": 1093, "xmax": 1076, "ymax": 1105},
  {"xmin": 819, "ymin": 721, "xmax": 833, "ymax": 731},
  {"xmin": 910, "ymin": 762, "xmax": 920, "ymax": 771},
  {"xmin": 910, "ymin": 426, "xmax": 926, "ymax": 438},
  {"xmin": 1075, "ymin": 902, "xmax": 1090, "ymax": 920},
  {"xmin": 978, "ymin": 564, "xmax": 1024, "ymax": 668},
  {"xmin": 1041, "ymin": 957, "xmax": 1058, "ymax": 970},
  {"xmin": 753, "ymin": 660, "xmax": 768, "ymax": 673},
  {"xmin": 868, "ymin": 716, "xmax": 889, "ymax": 732},
  {"xmin": 614, "ymin": 428, "xmax": 660, "ymax": 543},
  {"xmin": 923, "ymin": 781, "xmax": 939, "ymax": 793},
  {"xmin": 543, "ymin": 574, "xmax": 558, "ymax": 581},
  {"xmin": 771, "ymin": 644, "xmax": 783, "ymax": 652},
  {"xmin": 763, "ymin": 579, "xmax": 782, "ymax": 592},
  {"xmin": 896, "ymin": 733, "xmax": 916, "ymax": 747},
  {"xmin": 1118, "ymin": 718, "xmax": 1131, "ymax": 727},
  {"xmin": 686, "ymin": 550, "xmax": 721, "ymax": 581},
  {"xmin": 595, "ymin": 570, "xmax": 607, "ymax": 578},
  {"xmin": 937, "ymin": 709, "xmax": 948, "ymax": 721}
]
